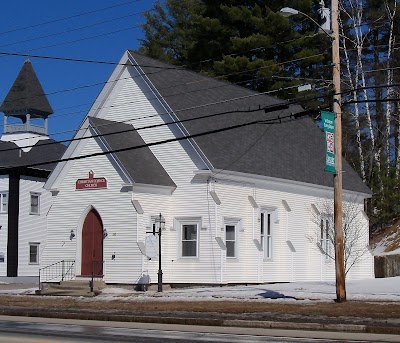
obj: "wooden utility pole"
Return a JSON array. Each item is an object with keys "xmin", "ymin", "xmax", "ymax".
[{"xmin": 331, "ymin": 0, "xmax": 347, "ymax": 303}]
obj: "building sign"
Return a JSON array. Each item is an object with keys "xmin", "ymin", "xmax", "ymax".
[
  {"xmin": 321, "ymin": 111, "xmax": 336, "ymax": 174},
  {"xmin": 76, "ymin": 170, "xmax": 107, "ymax": 190}
]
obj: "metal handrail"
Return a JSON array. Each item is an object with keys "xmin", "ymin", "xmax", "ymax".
[
  {"xmin": 38, "ymin": 260, "xmax": 75, "ymax": 290},
  {"xmin": 90, "ymin": 260, "xmax": 104, "ymax": 292}
]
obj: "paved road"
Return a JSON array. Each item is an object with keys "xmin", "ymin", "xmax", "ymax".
[{"xmin": 0, "ymin": 316, "xmax": 399, "ymax": 343}]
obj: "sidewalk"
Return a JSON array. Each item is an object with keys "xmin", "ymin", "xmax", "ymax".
[{"xmin": 0, "ymin": 278, "xmax": 400, "ymax": 335}]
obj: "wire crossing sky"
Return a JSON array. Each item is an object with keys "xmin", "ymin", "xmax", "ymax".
[{"xmin": 0, "ymin": 0, "xmax": 155, "ymax": 142}]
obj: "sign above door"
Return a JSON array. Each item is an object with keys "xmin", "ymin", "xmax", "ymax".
[{"xmin": 76, "ymin": 170, "xmax": 107, "ymax": 190}]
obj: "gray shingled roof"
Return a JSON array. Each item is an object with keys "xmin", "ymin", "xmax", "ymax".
[
  {"xmin": 0, "ymin": 60, "xmax": 53, "ymax": 118},
  {"xmin": 127, "ymin": 51, "xmax": 371, "ymax": 195},
  {"xmin": 89, "ymin": 117, "xmax": 176, "ymax": 188},
  {"xmin": 0, "ymin": 139, "xmax": 66, "ymax": 174}
]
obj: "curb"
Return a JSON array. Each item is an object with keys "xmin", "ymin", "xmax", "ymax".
[{"xmin": 0, "ymin": 308, "xmax": 399, "ymax": 335}]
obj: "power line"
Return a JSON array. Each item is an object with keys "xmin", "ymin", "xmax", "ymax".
[
  {"xmin": 0, "ymin": 0, "xmax": 145, "ymax": 36},
  {"xmin": 0, "ymin": 80, "xmax": 303, "ymax": 140},
  {"xmin": 0, "ymin": 11, "xmax": 147, "ymax": 50},
  {"xmin": 212, "ymin": 117, "xmax": 276, "ymax": 180},
  {"xmin": 0, "ymin": 110, "xmax": 311, "ymax": 171},
  {"xmin": 0, "ymin": 50, "xmax": 327, "ymax": 108},
  {"xmin": 0, "ymin": 102, "xmax": 291, "ymax": 153},
  {"xmin": 14, "ymin": 25, "xmax": 143, "ymax": 54},
  {"xmin": 3, "ymin": 70, "xmax": 397, "ymax": 146}
]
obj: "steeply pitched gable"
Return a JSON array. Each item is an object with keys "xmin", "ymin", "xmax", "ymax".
[
  {"xmin": 89, "ymin": 117, "xmax": 176, "ymax": 188},
  {"xmin": 127, "ymin": 51, "xmax": 371, "ymax": 195}
]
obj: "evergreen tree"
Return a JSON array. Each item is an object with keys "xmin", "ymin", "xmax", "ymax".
[
  {"xmin": 139, "ymin": 0, "xmax": 331, "ymax": 106},
  {"xmin": 139, "ymin": 0, "xmax": 400, "ymax": 227}
]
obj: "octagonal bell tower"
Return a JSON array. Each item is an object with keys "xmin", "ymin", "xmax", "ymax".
[{"xmin": 0, "ymin": 60, "xmax": 53, "ymax": 152}]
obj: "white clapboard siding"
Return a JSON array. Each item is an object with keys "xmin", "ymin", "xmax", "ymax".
[
  {"xmin": 44, "ymin": 61, "xmax": 374, "ymax": 285},
  {"xmin": 43, "ymin": 138, "xmax": 138, "ymax": 283},
  {"xmin": 0, "ymin": 175, "xmax": 50, "ymax": 277},
  {"xmin": 17, "ymin": 176, "xmax": 51, "ymax": 276},
  {"xmin": 102, "ymin": 74, "xmax": 224, "ymax": 284}
]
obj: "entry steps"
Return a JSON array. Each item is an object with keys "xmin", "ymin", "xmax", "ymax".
[{"xmin": 36, "ymin": 280, "xmax": 106, "ymax": 297}]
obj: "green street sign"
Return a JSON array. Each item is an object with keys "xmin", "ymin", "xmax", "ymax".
[{"xmin": 321, "ymin": 111, "xmax": 335, "ymax": 173}]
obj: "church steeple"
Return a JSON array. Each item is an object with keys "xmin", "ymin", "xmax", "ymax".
[{"xmin": 1, "ymin": 60, "xmax": 53, "ymax": 150}]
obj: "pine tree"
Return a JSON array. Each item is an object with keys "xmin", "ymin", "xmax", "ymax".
[{"xmin": 139, "ymin": 0, "xmax": 332, "ymax": 107}]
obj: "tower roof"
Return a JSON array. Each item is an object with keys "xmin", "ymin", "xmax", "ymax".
[{"xmin": 0, "ymin": 60, "xmax": 53, "ymax": 118}]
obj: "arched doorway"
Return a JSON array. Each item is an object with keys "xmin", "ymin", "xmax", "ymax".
[{"xmin": 81, "ymin": 209, "xmax": 103, "ymax": 276}]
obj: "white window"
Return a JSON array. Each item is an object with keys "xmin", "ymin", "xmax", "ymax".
[
  {"xmin": 175, "ymin": 217, "xmax": 201, "ymax": 258},
  {"xmin": 30, "ymin": 193, "xmax": 40, "ymax": 215},
  {"xmin": 224, "ymin": 218, "xmax": 241, "ymax": 258},
  {"xmin": 182, "ymin": 224, "xmax": 198, "ymax": 257},
  {"xmin": 0, "ymin": 192, "xmax": 8, "ymax": 213},
  {"xmin": 225, "ymin": 224, "xmax": 236, "ymax": 258},
  {"xmin": 260, "ymin": 208, "xmax": 277, "ymax": 259},
  {"xmin": 29, "ymin": 243, "xmax": 39, "ymax": 264},
  {"xmin": 320, "ymin": 217, "xmax": 331, "ymax": 260}
]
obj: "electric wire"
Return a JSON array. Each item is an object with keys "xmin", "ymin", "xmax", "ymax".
[
  {"xmin": 0, "ymin": 111, "xmax": 307, "ymax": 171},
  {"xmin": 13, "ymin": 25, "xmax": 143, "ymax": 54},
  {"xmin": 0, "ymin": 51, "xmax": 327, "ymax": 108},
  {"xmin": 2, "ymin": 75, "xmax": 397, "ymax": 147},
  {"xmin": 0, "ymin": 102, "xmax": 292, "ymax": 153},
  {"xmin": 0, "ymin": 11, "xmax": 149, "ymax": 50},
  {"xmin": 0, "ymin": 0, "xmax": 146, "ymax": 36},
  {"xmin": 1, "ymin": 82, "xmax": 304, "ymax": 144},
  {"xmin": 6, "ymin": 77, "xmax": 398, "ymax": 149}
]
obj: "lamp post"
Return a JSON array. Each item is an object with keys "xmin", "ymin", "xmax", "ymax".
[
  {"xmin": 154, "ymin": 213, "xmax": 165, "ymax": 292},
  {"xmin": 280, "ymin": 0, "xmax": 346, "ymax": 303}
]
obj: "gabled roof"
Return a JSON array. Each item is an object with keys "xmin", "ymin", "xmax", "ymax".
[
  {"xmin": 0, "ymin": 60, "xmax": 53, "ymax": 118},
  {"xmin": 0, "ymin": 139, "xmax": 66, "ymax": 176},
  {"xmin": 89, "ymin": 117, "xmax": 176, "ymax": 188},
  {"xmin": 127, "ymin": 51, "xmax": 371, "ymax": 195}
]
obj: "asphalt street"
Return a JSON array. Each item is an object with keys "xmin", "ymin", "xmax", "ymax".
[{"xmin": 0, "ymin": 317, "xmax": 399, "ymax": 343}]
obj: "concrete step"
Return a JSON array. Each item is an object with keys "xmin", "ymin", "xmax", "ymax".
[
  {"xmin": 35, "ymin": 288, "xmax": 96, "ymax": 297},
  {"xmin": 36, "ymin": 280, "xmax": 105, "ymax": 297},
  {"xmin": 60, "ymin": 280, "xmax": 106, "ymax": 289}
]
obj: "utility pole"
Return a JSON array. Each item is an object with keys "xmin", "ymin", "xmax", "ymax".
[
  {"xmin": 280, "ymin": 1, "xmax": 347, "ymax": 303},
  {"xmin": 331, "ymin": 0, "xmax": 346, "ymax": 303}
]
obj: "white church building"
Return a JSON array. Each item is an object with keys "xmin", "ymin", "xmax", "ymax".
[
  {"xmin": 41, "ymin": 51, "xmax": 374, "ymax": 286},
  {"xmin": 0, "ymin": 60, "xmax": 65, "ymax": 281}
]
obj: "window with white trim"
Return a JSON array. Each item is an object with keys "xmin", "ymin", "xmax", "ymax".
[
  {"xmin": 30, "ymin": 193, "xmax": 40, "ymax": 215},
  {"xmin": 320, "ymin": 217, "xmax": 331, "ymax": 260},
  {"xmin": 29, "ymin": 243, "xmax": 40, "ymax": 264},
  {"xmin": 224, "ymin": 218, "xmax": 241, "ymax": 258},
  {"xmin": 225, "ymin": 224, "xmax": 236, "ymax": 257},
  {"xmin": 175, "ymin": 217, "xmax": 201, "ymax": 258},
  {"xmin": 260, "ymin": 208, "xmax": 277, "ymax": 259},
  {"xmin": 182, "ymin": 224, "xmax": 198, "ymax": 257},
  {"xmin": 0, "ymin": 192, "xmax": 8, "ymax": 213}
]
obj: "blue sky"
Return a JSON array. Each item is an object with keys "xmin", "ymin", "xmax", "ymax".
[{"xmin": 0, "ymin": 0, "xmax": 155, "ymax": 142}]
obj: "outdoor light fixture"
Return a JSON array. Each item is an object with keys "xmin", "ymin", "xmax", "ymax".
[
  {"xmin": 279, "ymin": 6, "xmax": 332, "ymax": 38},
  {"xmin": 103, "ymin": 228, "xmax": 108, "ymax": 239},
  {"xmin": 69, "ymin": 229, "xmax": 75, "ymax": 240},
  {"xmin": 154, "ymin": 213, "xmax": 165, "ymax": 292},
  {"xmin": 280, "ymin": 7, "xmax": 299, "ymax": 17}
]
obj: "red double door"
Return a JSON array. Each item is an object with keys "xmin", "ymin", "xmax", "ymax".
[{"xmin": 81, "ymin": 209, "xmax": 103, "ymax": 276}]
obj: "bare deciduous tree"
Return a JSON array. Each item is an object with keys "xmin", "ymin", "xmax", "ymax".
[{"xmin": 307, "ymin": 197, "xmax": 370, "ymax": 276}]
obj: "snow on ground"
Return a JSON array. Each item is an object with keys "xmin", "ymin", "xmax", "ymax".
[
  {"xmin": 2, "ymin": 277, "xmax": 398, "ymax": 303},
  {"xmin": 372, "ymin": 230, "xmax": 400, "ymax": 256},
  {"xmin": 371, "ymin": 223, "xmax": 400, "ymax": 256}
]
